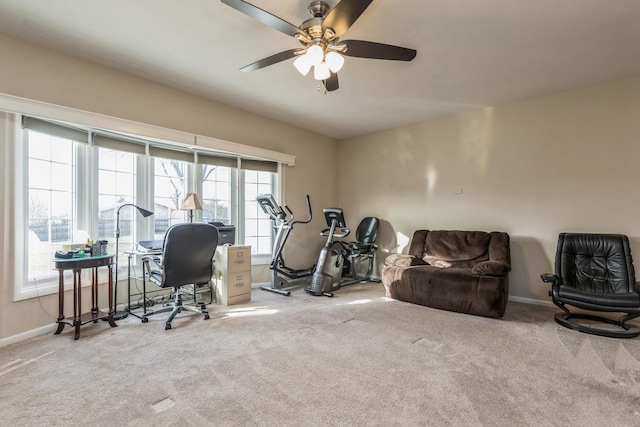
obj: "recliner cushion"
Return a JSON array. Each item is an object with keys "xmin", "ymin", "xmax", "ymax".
[
  {"xmin": 558, "ymin": 285, "xmax": 640, "ymax": 308},
  {"xmin": 423, "ymin": 230, "xmax": 490, "ymax": 262},
  {"xmin": 558, "ymin": 233, "xmax": 635, "ymax": 295}
]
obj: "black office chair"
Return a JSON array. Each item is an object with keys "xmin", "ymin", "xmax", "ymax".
[
  {"xmin": 142, "ymin": 223, "xmax": 219, "ymax": 330},
  {"xmin": 541, "ymin": 233, "xmax": 640, "ymax": 338},
  {"xmin": 334, "ymin": 217, "xmax": 380, "ymax": 281}
]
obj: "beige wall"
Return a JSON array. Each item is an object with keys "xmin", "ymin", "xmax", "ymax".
[
  {"xmin": 0, "ymin": 33, "xmax": 337, "ymax": 340},
  {"xmin": 338, "ymin": 76, "xmax": 640, "ymax": 303}
]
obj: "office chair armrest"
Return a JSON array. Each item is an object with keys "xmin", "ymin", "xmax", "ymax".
[
  {"xmin": 540, "ymin": 274, "xmax": 559, "ymax": 285},
  {"xmin": 635, "ymin": 282, "xmax": 640, "ymax": 294},
  {"xmin": 141, "ymin": 254, "xmax": 161, "ymax": 273}
]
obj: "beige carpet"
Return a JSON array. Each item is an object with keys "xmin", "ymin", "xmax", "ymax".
[{"xmin": 1, "ymin": 282, "xmax": 640, "ymax": 426}]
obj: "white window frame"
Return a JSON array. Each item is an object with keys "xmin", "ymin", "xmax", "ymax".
[{"xmin": 2, "ymin": 94, "xmax": 293, "ymax": 302}]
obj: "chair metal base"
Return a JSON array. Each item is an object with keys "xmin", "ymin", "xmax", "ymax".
[
  {"xmin": 554, "ymin": 312, "xmax": 640, "ymax": 339},
  {"xmin": 143, "ymin": 291, "xmax": 210, "ymax": 330}
]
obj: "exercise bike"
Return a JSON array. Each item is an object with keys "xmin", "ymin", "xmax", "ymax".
[
  {"xmin": 306, "ymin": 208, "xmax": 379, "ymax": 297},
  {"xmin": 256, "ymin": 194, "xmax": 315, "ymax": 296}
]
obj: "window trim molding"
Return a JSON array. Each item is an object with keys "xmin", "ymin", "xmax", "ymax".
[{"xmin": 0, "ymin": 93, "xmax": 296, "ymax": 166}]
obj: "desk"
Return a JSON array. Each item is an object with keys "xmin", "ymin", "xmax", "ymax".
[
  {"xmin": 53, "ymin": 254, "xmax": 117, "ymax": 340},
  {"xmin": 126, "ymin": 250, "xmax": 162, "ymax": 322}
]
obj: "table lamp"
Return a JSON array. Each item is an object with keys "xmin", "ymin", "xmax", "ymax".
[{"xmin": 180, "ymin": 193, "xmax": 202, "ymax": 223}]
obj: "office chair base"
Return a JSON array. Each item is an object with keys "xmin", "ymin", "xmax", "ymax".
[
  {"xmin": 163, "ymin": 303, "xmax": 210, "ymax": 330},
  {"xmin": 554, "ymin": 312, "xmax": 640, "ymax": 339}
]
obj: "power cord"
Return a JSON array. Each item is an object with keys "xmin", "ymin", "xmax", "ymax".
[{"xmin": 32, "ymin": 276, "xmax": 57, "ymax": 320}]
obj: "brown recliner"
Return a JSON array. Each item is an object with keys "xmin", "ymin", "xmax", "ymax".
[{"xmin": 382, "ymin": 230, "xmax": 511, "ymax": 318}]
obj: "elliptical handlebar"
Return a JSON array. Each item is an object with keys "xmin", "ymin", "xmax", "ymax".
[
  {"xmin": 291, "ymin": 194, "xmax": 313, "ymax": 225},
  {"xmin": 257, "ymin": 193, "xmax": 312, "ymax": 226}
]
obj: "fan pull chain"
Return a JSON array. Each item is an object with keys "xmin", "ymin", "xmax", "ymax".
[{"xmin": 317, "ymin": 81, "xmax": 327, "ymax": 94}]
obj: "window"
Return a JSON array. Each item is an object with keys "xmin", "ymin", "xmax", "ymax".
[
  {"xmin": 97, "ymin": 147, "xmax": 140, "ymax": 264},
  {"xmin": 16, "ymin": 115, "xmax": 281, "ymax": 297},
  {"xmin": 152, "ymin": 156, "xmax": 188, "ymax": 238},
  {"xmin": 26, "ymin": 129, "xmax": 78, "ymax": 281},
  {"xmin": 201, "ymin": 165, "xmax": 233, "ymax": 225},
  {"xmin": 243, "ymin": 169, "xmax": 276, "ymax": 255}
]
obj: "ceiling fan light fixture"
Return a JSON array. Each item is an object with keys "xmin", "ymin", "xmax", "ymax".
[
  {"xmin": 325, "ymin": 51, "xmax": 344, "ymax": 73},
  {"xmin": 293, "ymin": 55, "xmax": 313, "ymax": 76},
  {"xmin": 306, "ymin": 44, "xmax": 324, "ymax": 66},
  {"xmin": 314, "ymin": 62, "xmax": 331, "ymax": 80}
]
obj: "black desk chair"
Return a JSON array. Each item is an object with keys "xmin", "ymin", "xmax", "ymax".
[
  {"xmin": 142, "ymin": 223, "xmax": 219, "ymax": 330},
  {"xmin": 541, "ymin": 233, "xmax": 640, "ymax": 338}
]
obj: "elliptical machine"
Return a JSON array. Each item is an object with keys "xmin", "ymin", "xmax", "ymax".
[
  {"xmin": 256, "ymin": 194, "xmax": 315, "ymax": 296},
  {"xmin": 306, "ymin": 208, "xmax": 379, "ymax": 297}
]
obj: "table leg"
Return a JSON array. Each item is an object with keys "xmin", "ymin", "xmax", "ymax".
[
  {"xmin": 74, "ymin": 269, "xmax": 81, "ymax": 340},
  {"xmin": 91, "ymin": 266, "xmax": 98, "ymax": 318},
  {"xmin": 54, "ymin": 269, "xmax": 65, "ymax": 335}
]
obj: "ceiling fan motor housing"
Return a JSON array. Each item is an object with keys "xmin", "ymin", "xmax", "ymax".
[{"xmin": 308, "ymin": 1, "xmax": 330, "ymax": 18}]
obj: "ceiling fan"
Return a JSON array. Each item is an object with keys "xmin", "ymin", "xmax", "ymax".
[{"xmin": 220, "ymin": 0, "xmax": 417, "ymax": 92}]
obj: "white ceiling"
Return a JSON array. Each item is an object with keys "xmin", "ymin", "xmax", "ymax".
[{"xmin": 1, "ymin": 0, "xmax": 639, "ymax": 139}]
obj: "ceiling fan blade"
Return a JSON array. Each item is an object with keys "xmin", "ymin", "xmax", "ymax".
[
  {"xmin": 221, "ymin": 0, "xmax": 304, "ymax": 38},
  {"xmin": 240, "ymin": 49, "xmax": 300, "ymax": 72},
  {"xmin": 342, "ymin": 40, "xmax": 417, "ymax": 61},
  {"xmin": 322, "ymin": 0, "xmax": 373, "ymax": 37},
  {"xmin": 324, "ymin": 73, "xmax": 339, "ymax": 92}
]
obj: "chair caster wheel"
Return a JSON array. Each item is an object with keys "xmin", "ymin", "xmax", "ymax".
[
  {"xmin": 165, "ymin": 323, "xmax": 172, "ymax": 330},
  {"xmin": 142, "ymin": 318, "xmax": 149, "ymax": 323},
  {"xmin": 204, "ymin": 314, "xmax": 210, "ymax": 320}
]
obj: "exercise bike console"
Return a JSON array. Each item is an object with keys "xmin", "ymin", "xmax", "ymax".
[{"xmin": 319, "ymin": 208, "xmax": 350, "ymax": 239}]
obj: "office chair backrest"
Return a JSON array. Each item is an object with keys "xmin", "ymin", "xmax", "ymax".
[
  {"xmin": 556, "ymin": 233, "xmax": 636, "ymax": 294},
  {"xmin": 355, "ymin": 217, "xmax": 379, "ymax": 244},
  {"xmin": 161, "ymin": 223, "xmax": 219, "ymax": 288}
]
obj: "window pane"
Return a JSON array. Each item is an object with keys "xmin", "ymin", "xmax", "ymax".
[
  {"xmin": 97, "ymin": 147, "xmax": 138, "ymax": 260},
  {"xmin": 154, "ymin": 157, "xmax": 187, "ymax": 238},
  {"xmin": 244, "ymin": 170, "xmax": 274, "ymax": 255},
  {"xmin": 26, "ymin": 130, "xmax": 76, "ymax": 280},
  {"xmin": 202, "ymin": 165, "xmax": 232, "ymax": 224}
]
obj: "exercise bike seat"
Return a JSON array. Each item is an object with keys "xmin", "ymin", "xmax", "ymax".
[{"xmin": 336, "ymin": 217, "xmax": 379, "ymax": 253}]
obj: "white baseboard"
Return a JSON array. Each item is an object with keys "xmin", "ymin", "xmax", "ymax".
[
  {"xmin": 0, "ymin": 323, "xmax": 57, "ymax": 348},
  {"xmin": 508, "ymin": 295, "xmax": 554, "ymax": 308}
]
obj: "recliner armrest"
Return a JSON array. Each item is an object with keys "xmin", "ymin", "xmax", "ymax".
[
  {"xmin": 472, "ymin": 260, "xmax": 511, "ymax": 276},
  {"xmin": 384, "ymin": 254, "xmax": 427, "ymax": 267}
]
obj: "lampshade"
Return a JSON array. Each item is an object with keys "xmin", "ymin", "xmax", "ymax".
[
  {"xmin": 306, "ymin": 44, "xmax": 324, "ymax": 66},
  {"xmin": 314, "ymin": 62, "xmax": 331, "ymax": 81},
  {"xmin": 293, "ymin": 55, "xmax": 313, "ymax": 76},
  {"xmin": 180, "ymin": 193, "xmax": 203, "ymax": 211},
  {"xmin": 325, "ymin": 51, "xmax": 344, "ymax": 73}
]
